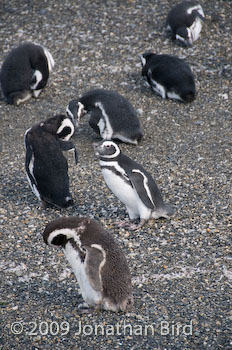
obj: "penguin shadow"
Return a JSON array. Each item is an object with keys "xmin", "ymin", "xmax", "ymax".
[
  {"xmin": 27, "ymin": 279, "xmax": 84, "ymax": 309},
  {"xmin": 0, "ymin": 175, "xmax": 33, "ymax": 206}
]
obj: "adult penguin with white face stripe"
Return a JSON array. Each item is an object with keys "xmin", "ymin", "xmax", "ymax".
[
  {"xmin": 166, "ymin": 1, "xmax": 205, "ymax": 47},
  {"xmin": 0, "ymin": 42, "xmax": 54, "ymax": 105},
  {"xmin": 25, "ymin": 114, "xmax": 77, "ymax": 208},
  {"xmin": 66, "ymin": 89, "xmax": 143, "ymax": 145},
  {"xmin": 93, "ymin": 140, "xmax": 174, "ymax": 230}
]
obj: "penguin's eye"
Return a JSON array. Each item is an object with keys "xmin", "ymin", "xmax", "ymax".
[{"xmin": 105, "ymin": 144, "xmax": 111, "ymax": 148}]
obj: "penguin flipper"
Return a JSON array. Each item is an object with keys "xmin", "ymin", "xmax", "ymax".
[
  {"xmin": 84, "ymin": 245, "xmax": 105, "ymax": 292},
  {"xmin": 25, "ymin": 138, "xmax": 38, "ymax": 191},
  {"xmin": 58, "ymin": 140, "xmax": 78, "ymax": 164},
  {"xmin": 89, "ymin": 110, "xmax": 102, "ymax": 135},
  {"xmin": 129, "ymin": 169, "xmax": 155, "ymax": 209}
]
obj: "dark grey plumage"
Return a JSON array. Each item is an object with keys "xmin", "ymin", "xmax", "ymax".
[
  {"xmin": 140, "ymin": 52, "xmax": 196, "ymax": 103},
  {"xmin": 25, "ymin": 115, "xmax": 77, "ymax": 208},
  {"xmin": 166, "ymin": 1, "xmax": 205, "ymax": 46},
  {"xmin": 67, "ymin": 89, "xmax": 143, "ymax": 145},
  {"xmin": 43, "ymin": 216, "xmax": 133, "ymax": 312},
  {"xmin": 0, "ymin": 42, "xmax": 54, "ymax": 105}
]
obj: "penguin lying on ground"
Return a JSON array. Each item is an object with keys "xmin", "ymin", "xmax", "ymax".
[
  {"xmin": 166, "ymin": 1, "xmax": 205, "ymax": 47},
  {"xmin": 43, "ymin": 216, "xmax": 133, "ymax": 312},
  {"xmin": 93, "ymin": 140, "xmax": 174, "ymax": 230},
  {"xmin": 140, "ymin": 52, "xmax": 196, "ymax": 103},
  {"xmin": 66, "ymin": 89, "xmax": 143, "ymax": 145},
  {"xmin": 0, "ymin": 42, "xmax": 54, "ymax": 105},
  {"xmin": 25, "ymin": 115, "xmax": 77, "ymax": 208}
]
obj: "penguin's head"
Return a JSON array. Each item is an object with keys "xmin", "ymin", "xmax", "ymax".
[
  {"xmin": 139, "ymin": 52, "xmax": 154, "ymax": 67},
  {"xmin": 93, "ymin": 140, "xmax": 121, "ymax": 159},
  {"xmin": 43, "ymin": 217, "xmax": 89, "ymax": 249},
  {"xmin": 40, "ymin": 115, "xmax": 75, "ymax": 140},
  {"xmin": 175, "ymin": 27, "xmax": 192, "ymax": 47},
  {"xmin": 66, "ymin": 99, "xmax": 87, "ymax": 127}
]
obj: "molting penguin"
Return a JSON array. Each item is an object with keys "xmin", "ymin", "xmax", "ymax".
[
  {"xmin": 66, "ymin": 89, "xmax": 143, "ymax": 145},
  {"xmin": 0, "ymin": 42, "xmax": 54, "ymax": 105},
  {"xmin": 93, "ymin": 140, "xmax": 174, "ymax": 230},
  {"xmin": 166, "ymin": 1, "xmax": 205, "ymax": 47},
  {"xmin": 140, "ymin": 52, "xmax": 196, "ymax": 103},
  {"xmin": 43, "ymin": 216, "xmax": 133, "ymax": 312},
  {"xmin": 25, "ymin": 114, "xmax": 77, "ymax": 208}
]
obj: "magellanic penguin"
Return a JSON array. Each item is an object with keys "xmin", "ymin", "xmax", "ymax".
[
  {"xmin": 43, "ymin": 216, "xmax": 133, "ymax": 312},
  {"xmin": 93, "ymin": 140, "xmax": 174, "ymax": 230},
  {"xmin": 140, "ymin": 52, "xmax": 196, "ymax": 103},
  {"xmin": 66, "ymin": 89, "xmax": 143, "ymax": 145},
  {"xmin": 25, "ymin": 114, "xmax": 78, "ymax": 208},
  {"xmin": 0, "ymin": 42, "xmax": 54, "ymax": 105},
  {"xmin": 166, "ymin": 1, "xmax": 205, "ymax": 47}
]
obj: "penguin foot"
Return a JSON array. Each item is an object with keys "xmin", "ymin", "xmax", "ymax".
[
  {"xmin": 116, "ymin": 219, "xmax": 146, "ymax": 231},
  {"xmin": 116, "ymin": 219, "xmax": 130, "ymax": 228},
  {"xmin": 128, "ymin": 219, "xmax": 146, "ymax": 231},
  {"xmin": 77, "ymin": 302, "xmax": 89, "ymax": 309}
]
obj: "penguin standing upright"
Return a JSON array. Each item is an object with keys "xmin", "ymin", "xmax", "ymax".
[
  {"xmin": 140, "ymin": 52, "xmax": 196, "ymax": 103},
  {"xmin": 25, "ymin": 114, "xmax": 77, "ymax": 208},
  {"xmin": 66, "ymin": 89, "xmax": 143, "ymax": 145},
  {"xmin": 166, "ymin": 1, "xmax": 205, "ymax": 46},
  {"xmin": 93, "ymin": 140, "xmax": 174, "ymax": 230},
  {"xmin": 0, "ymin": 42, "xmax": 54, "ymax": 105},
  {"xmin": 43, "ymin": 216, "xmax": 133, "ymax": 312}
]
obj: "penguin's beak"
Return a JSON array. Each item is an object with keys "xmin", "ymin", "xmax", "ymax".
[{"xmin": 92, "ymin": 141, "xmax": 102, "ymax": 155}]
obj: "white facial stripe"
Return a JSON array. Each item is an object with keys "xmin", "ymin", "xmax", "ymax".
[
  {"xmin": 31, "ymin": 70, "xmax": 43, "ymax": 90},
  {"xmin": 139, "ymin": 54, "xmax": 146, "ymax": 66},
  {"xmin": 95, "ymin": 102, "xmax": 113, "ymax": 139},
  {"xmin": 100, "ymin": 141, "xmax": 120, "ymax": 158},
  {"xmin": 176, "ymin": 34, "xmax": 188, "ymax": 45},
  {"xmin": 132, "ymin": 169, "xmax": 155, "ymax": 207},
  {"xmin": 47, "ymin": 228, "xmax": 79, "ymax": 246},
  {"xmin": 66, "ymin": 106, "xmax": 74, "ymax": 119},
  {"xmin": 187, "ymin": 5, "xmax": 204, "ymax": 17},
  {"xmin": 42, "ymin": 47, "xmax": 55, "ymax": 72},
  {"xmin": 57, "ymin": 118, "xmax": 75, "ymax": 140}
]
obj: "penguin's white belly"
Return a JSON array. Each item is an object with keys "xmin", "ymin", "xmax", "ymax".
[
  {"xmin": 63, "ymin": 242, "xmax": 102, "ymax": 306},
  {"xmin": 101, "ymin": 168, "xmax": 151, "ymax": 220}
]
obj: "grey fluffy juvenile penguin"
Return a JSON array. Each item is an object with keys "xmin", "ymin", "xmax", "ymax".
[
  {"xmin": 166, "ymin": 1, "xmax": 205, "ymax": 47},
  {"xmin": 25, "ymin": 115, "xmax": 77, "ymax": 208},
  {"xmin": 0, "ymin": 42, "xmax": 54, "ymax": 105},
  {"xmin": 66, "ymin": 89, "xmax": 143, "ymax": 145},
  {"xmin": 43, "ymin": 216, "xmax": 133, "ymax": 312},
  {"xmin": 94, "ymin": 140, "xmax": 174, "ymax": 230},
  {"xmin": 140, "ymin": 52, "xmax": 196, "ymax": 103}
]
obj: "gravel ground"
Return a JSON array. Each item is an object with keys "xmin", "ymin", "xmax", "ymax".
[{"xmin": 0, "ymin": 0, "xmax": 231, "ymax": 349}]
